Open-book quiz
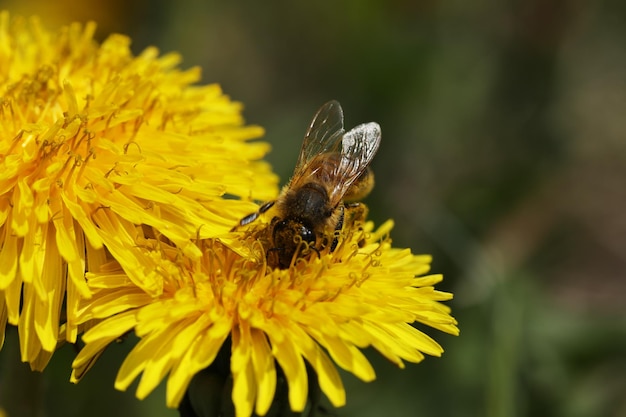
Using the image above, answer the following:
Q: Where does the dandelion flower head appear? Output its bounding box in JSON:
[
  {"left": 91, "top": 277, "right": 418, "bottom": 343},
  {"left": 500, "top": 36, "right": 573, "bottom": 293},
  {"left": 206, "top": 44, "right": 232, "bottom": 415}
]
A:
[
  {"left": 72, "top": 210, "right": 459, "bottom": 417},
  {"left": 0, "top": 12, "right": 277, "bottom": 369}
]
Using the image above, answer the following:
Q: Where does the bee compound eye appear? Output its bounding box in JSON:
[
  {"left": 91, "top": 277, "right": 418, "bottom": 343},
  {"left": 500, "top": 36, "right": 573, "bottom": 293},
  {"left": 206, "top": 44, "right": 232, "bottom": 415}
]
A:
[{"left": 298, "top": 224, "right": 315, "bottom": 245}]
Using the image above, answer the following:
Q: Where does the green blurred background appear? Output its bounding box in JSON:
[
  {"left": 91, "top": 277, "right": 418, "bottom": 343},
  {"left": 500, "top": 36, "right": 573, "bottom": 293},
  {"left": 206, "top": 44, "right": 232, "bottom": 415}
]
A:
[{"left": 2, "top": 1, "right": 626, "bottom": 416}]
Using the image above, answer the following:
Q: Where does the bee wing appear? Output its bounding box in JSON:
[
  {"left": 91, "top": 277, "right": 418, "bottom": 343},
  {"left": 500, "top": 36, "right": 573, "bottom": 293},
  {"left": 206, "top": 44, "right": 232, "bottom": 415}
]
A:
[
  {"left": 293, "top": 100, "right": 345, "bottom": 173},
  {"left": 288, "top": 101, "right": 381, "bottom": 208},
  {"left": 326, "top": 121, "right": 381, "bottom": 206}
]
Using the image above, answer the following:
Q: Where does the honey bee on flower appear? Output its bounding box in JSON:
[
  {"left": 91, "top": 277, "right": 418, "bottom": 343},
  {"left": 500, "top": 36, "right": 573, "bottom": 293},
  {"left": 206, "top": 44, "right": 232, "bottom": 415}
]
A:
[{"left": 239, "top": 100, "right": 380, "bottom": 269}]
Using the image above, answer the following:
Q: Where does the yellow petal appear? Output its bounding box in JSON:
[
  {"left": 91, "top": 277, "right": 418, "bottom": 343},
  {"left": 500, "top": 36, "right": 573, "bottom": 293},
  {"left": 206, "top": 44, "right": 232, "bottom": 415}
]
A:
[
  {"left": 0, "top": 227, "right": 18, "bottom": 290},
  {"left": 250, "top": 328, "right": 276, "bottom": 416},
  {"left": 12, "top": 177, "right": 34, "bottom": 237},
  {"left": 270, "top": 330, "right": 308, "bottom": 412},
  {"left": 0, "top": 292, "right": 7, "bottom": 350},
  {"left": 165, "top": 324, "right": 230, "bottom": 407},
  {"left": 297, "top": 334, "right": 346, "bottom": 407},
  {"left": 33, "top": 224, "right": 65, "bottom": 352},
  {"left": 231, "top": 323, "right": 255, "bottom": 417}
]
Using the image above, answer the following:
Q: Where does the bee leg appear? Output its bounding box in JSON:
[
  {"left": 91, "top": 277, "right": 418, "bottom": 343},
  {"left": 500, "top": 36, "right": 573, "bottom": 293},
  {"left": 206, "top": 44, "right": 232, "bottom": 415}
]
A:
[
  {"left": 329, "top": 205, "right": 345, "bottom": 252},
  {"left": 344, "top": 202, "right": 368, "bottom": 224},
  {"left": 235, "top": 200, "right": 276, "bottom": 229},
  {"left": 258, "top": 200, "right": 276, "bottom": 214},
  {"left": 266, "top": 246, "right": 282, "bottom": 268},
  {"left": 344, "top": 202, "right": 370, "bottom": 248}
]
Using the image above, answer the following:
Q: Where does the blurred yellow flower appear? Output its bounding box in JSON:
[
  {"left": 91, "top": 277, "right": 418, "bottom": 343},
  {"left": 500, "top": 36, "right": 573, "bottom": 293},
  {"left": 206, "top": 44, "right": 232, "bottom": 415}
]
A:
[
  {"left": 71, "top": 217, "right": 458, "bottom": 417},
  {"left": 0, "top": 12, "right": 277, "bottom": 369}
]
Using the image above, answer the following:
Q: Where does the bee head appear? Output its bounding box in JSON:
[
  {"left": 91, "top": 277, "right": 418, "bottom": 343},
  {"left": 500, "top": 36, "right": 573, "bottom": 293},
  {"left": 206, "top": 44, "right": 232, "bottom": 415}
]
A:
[{"left": 270, "top": 218, "right": 316, "bottom": 268}]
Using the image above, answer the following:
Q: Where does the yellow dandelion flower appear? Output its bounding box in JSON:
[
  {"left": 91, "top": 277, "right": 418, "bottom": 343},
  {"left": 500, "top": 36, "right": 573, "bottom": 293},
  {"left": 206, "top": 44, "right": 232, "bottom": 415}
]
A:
[
  {"left": 71, "top": 215, "right": 458, "bottom": 417},
  {"left": 0, "top": 12, "right": 277, "bottom": 369}
]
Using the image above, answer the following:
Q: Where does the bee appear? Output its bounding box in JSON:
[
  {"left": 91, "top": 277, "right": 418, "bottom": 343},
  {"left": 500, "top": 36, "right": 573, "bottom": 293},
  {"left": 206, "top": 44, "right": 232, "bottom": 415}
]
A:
[{"left": 240, "top": 100, "right": 381, "bottom": 269}]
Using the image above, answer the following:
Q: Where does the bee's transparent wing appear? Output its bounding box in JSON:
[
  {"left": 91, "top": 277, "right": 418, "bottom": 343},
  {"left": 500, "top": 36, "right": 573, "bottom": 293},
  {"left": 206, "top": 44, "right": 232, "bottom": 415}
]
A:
[
  {"left": 288, "top": 101, "right": 381, "bottom": 207},
  {"left": 293, "top": 100, "right": 345, "bottom": 173},
  {"left": 327, "top": 121, "right": 381, "bottom": 205}
]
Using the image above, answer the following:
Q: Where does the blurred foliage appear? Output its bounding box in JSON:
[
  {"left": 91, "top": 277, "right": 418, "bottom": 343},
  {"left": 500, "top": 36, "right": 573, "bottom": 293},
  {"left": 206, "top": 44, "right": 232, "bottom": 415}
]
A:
[{"left": 1, "top": 0, "right": 626, "bottom": 416}]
